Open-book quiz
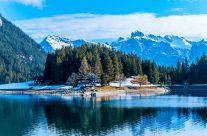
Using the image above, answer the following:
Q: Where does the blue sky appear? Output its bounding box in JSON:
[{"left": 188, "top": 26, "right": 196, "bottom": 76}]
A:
[{"left": 0, "top": 0, "right": 207, "bottom": 42}]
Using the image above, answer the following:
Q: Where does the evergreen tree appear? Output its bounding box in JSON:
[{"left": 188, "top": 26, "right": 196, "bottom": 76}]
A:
[
  {"left": 152, "top": 62, "right": 159, "bottom": 84},
  {"left": 176, "top": 60, "right": 182, "bottom": 83},
  {"left": 94, "top": 54, "right": 103, "bottom": 78},
  {"left": 111, "top": 53, "right": 121, "bottom": 80},
  {"left": 101, "top": 74, "right": 108, "bottom": 86},
  {"left": 181, "top": 58, "right": 189, "bottom": 82},
  {"left": 66, "top": 72, "right": 78, "bottom": 86},
  {"left": 101, "top": 51, "right": 114, "bottom": 82},
  {"left": 44, "top": 53, "right": 52, "bottom": 80},
  {"left": 78, "top": 57, "right": 91, "bottom": 80},
  {"left": 137, "top": 59, "right": 143, "bottom": 75}
]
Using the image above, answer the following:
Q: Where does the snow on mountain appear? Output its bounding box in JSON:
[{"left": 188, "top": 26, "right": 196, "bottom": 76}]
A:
[
  {"left": 111, "top": 31, "right": 192, "bottom": 66},
  {"left": 40, "top": 35, "right": 97, "bottom": 52},
  {"left": 189, "top": 39, "right": 207, "bottom": 62},
  {"left": 40, "top": 35, "right": 71, "bottom": 52},
  {"left": 0, "top": 17, "right": 3, "bottom": 27},
  {"left": 164, "top": 35, "right": 192, "bottom": 49},
  {"left": 40, "top": 31, "right": 207, "bottom": 66}
]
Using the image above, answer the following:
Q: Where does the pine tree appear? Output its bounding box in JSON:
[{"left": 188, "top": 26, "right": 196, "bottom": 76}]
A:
[
  {"left": 152, "top": 62, "right": 159, "bottom": 84},
  {"left": 148, "top": 61, "right": 153, "bottom": 83},
  {"left": 101, "top": 74, "right": 108, "bottom": 86},
  {"left": 181, "top": 58, "right": 189, "bottom": 82},
  {"left": 176, "top": 60, "right": 182, "bottom": 83},
  {"left": 44, "top": 53, "right": 52, "bottom": 80},
  {"left": 112, "top": 53, "right": 121, "bottom": 80},
  {"left": 94, "top": 54, "right": 103, "bottom": 78},
  {"left": 167, "top": 75, "right": 172, "bottom": 84},
  {"left": 78, "top": 57, "right": 91, "bottom": 80},
  {"left": 66, "top": 72, "right": 77, "bottom": 86},
  {"left": 137, "top": 59, "right": 143, "bottom": 75},
  {"left": 101, "top": 51, "right": 114, "bottom": 82}
]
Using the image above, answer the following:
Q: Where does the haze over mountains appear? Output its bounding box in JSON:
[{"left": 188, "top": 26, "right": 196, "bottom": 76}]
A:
[{"left": 40, "top": 31, "right": 207, "bottom": 66}]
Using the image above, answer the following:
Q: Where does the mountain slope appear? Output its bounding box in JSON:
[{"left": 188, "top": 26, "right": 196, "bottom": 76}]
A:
[{"left": 0, "top": 15, "right": 46, "bottom": 83}]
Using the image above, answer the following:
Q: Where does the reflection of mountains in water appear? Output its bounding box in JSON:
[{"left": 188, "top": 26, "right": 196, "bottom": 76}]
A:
[{"left": 1, "top": 95, "right": 207, "bottom": 136}]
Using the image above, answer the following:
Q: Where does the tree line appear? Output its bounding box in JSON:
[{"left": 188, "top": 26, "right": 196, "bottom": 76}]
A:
[
  {"left": 44, "top": 45, "right": 207, "bottom": 85},
  {"left": 44, "top": 45, "right": 159, "bottom": 85}
]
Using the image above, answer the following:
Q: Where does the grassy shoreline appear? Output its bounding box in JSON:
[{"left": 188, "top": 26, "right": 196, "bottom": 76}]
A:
[{"left": 0, "top": 86, "right": 169, "bottom": 98}]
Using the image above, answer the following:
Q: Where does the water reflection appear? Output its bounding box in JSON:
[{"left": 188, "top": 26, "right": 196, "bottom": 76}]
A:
[{"left": 0, "top": 95, "right": 207, "bottom": 136}]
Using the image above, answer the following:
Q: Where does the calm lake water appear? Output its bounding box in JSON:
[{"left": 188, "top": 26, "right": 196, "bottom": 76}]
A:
[{"left": 1, "top": 94, "right": 207, "bottom": 136}]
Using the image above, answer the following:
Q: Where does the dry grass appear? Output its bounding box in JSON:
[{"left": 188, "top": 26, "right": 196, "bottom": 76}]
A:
[
  {"left": 126, "top": 86, "right": 157, "bottom": 90},
  {"left": 95, "top": 86, "right": 125, "bottom": 91},
  {"left": 96, "top": 85, "right": 158, "bottom": 92}
]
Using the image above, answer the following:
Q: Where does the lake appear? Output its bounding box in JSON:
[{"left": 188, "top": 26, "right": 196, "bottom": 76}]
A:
[{"left": 1, "top": 94, "right": 207, "bottom": 136}]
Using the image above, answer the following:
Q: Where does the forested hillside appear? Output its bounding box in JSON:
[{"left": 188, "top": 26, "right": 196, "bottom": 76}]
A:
[{"left": 0, "top": 15, "right": 46, "bottom": 83}]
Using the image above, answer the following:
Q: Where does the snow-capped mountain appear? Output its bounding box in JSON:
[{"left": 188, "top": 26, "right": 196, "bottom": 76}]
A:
[
  {"left": 189, "top": 39, "right": 207, "bottom": 62},
  {"left": 40, "top": 31, "right": 207, "bottom": 66},
  {"left": 40, "top": 35, "right": 96, "bottom": 52},
  {"left": 111, "top": 31, "right": 193, "bottom": 66}
]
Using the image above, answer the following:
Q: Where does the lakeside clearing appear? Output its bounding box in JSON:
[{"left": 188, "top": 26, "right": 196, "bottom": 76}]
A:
[
  {"left": 0, "top": 78, "right": 170, "bottom": 97},
  {"left": 0, "top": 85, "right": 169, "bottom": 98}
]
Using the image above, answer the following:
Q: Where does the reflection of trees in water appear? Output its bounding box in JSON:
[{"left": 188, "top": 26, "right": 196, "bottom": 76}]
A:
[
  {"left": 43, "top": 98, "right": 207, "bottom": 136},
  {"left": 0, "top": 95, "right": 45, "bottom": 136},
  {"left": 43, "top": 97, "right": 158, "bottom": 135},
  {"left": 1, "top": 95, "right": 207, "bottom": 136}
]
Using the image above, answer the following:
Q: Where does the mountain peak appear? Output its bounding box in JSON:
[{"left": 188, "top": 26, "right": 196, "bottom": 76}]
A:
[
  {"left": 131, "top": 31, "right": 144, "bottom": 38},
  {"left": 199, "top": 39, "right": 207, "bottom": 43},
  {"left": 40, "top": 35, "right": 97, "bottom": 52},
  {"left": 41, "top": 35, "right": 72, "bottom": 52},
  {"left": 118, "top": 37, "right": 125, "bottom": 41},
  {"left": 45, "top": 35, "right": 71, "bottom": 43}
]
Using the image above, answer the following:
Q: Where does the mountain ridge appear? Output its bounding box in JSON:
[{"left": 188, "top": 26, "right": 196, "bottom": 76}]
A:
[{"left": 40, "top": 31, "right": 207, "bottom": 66}]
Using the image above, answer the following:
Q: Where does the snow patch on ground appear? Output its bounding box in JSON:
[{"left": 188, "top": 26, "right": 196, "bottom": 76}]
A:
[
  {"left": 0, "top": 78, "right": 153, "bottom": 90},
  {"left": 110, "top": 78, "right": 140, "bottom": 87},
  {"left": 0, "top": 81, "right": 73, "bottom": 90},
  {"left": 0, "top": 81, "right": 34, "bottom": 90}
]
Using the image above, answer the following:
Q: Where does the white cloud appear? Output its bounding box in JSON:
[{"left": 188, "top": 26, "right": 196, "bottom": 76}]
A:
[
  {"left": 14, "top": 13, "right": 207, "bottom": 42},
  {"left": 0, "top": 0, "right": 44, "bottom": 8}
]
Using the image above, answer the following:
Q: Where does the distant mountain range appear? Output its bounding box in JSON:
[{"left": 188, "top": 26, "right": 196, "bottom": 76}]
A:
[
  {"left": 111, "top": 31, "right": 207, "bottom": 66},
  {"left": 40, "top": 31, "right": 207, "bottom": 66}
]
